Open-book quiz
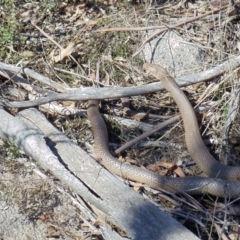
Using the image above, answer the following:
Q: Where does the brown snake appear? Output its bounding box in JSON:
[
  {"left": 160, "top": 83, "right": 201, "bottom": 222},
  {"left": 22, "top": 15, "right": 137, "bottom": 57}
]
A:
[{"left": 87, "top": 63, "right": 240, "bottom": 198}]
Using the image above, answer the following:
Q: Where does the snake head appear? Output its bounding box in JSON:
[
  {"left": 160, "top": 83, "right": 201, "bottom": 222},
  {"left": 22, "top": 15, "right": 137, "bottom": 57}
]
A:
[{"left": 143, "top": 63, "right": 171, "bottom": 80}]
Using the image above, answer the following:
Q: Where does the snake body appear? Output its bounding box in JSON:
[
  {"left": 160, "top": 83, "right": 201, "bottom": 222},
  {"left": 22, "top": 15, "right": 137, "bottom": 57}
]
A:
[{"left": 87, "top": 63, "right": 240, "bottom": 197}]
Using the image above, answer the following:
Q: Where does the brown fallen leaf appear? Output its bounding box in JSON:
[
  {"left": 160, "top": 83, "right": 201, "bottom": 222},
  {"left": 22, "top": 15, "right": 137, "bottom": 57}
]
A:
[
  {"left": 38, "top": 214, "right": 50, "bottom": 222},
  {"left": 50, "top": 41, "right": 75, "bottom": 63},
  {"left": 146, "top": 161, "right": 186, "bottom": 177},
  {"left": 132, "top": 110, "right": 150, "bottom": 121},
  {"left": 157, "top": 161, "right": 186, "bottom": 177}
]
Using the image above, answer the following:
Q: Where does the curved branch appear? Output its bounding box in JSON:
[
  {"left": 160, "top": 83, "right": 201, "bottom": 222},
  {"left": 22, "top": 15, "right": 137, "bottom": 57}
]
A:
[{"left": 0, "top": 54, "right": 240, "bottom": 108}]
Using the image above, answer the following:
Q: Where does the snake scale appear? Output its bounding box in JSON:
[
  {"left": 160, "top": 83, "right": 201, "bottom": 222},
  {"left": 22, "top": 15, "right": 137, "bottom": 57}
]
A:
[{"left": 87, "top": 63, "right": 240, "bottom": 198}]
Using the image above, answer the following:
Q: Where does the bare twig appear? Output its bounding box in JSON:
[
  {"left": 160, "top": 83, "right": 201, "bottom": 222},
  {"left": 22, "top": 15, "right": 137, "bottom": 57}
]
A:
[
  {"left": 132, "top": 5, "right": 229, "bottom": 57},
  {"left": 114, "top": 115, "right": 181, "bottom": 155},
  {"left": 96, "top": 26, "right": 166, "bottom": 32},
  {"left": 1, "top": 54, "right": 240, "bottom": 108},
  {"left": 0, "top": 62, "right": 67, "bottom": 92}
]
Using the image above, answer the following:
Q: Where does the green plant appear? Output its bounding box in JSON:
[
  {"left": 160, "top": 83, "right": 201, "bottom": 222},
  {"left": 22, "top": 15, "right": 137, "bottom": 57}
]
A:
[
  {"left": 5, "top": 140, "right": 21, "bottom": 158},
  {"left": 0, "top": 0, "right": 23, "bottom": 59}
]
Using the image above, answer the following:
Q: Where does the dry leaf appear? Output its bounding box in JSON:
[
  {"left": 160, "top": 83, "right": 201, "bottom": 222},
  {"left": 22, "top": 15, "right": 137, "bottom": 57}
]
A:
[
  {"left": 51, "top": 41, "right": 75, "bottom": 63},
  {"left": 172, "top": 166, "right": 185, "bottom": 177},
  {"left": 132, "top": 111, "right": 150, "bottom": 121},
  {"left": 38, "top": 214, "right": 50, "bottom": 222},
  {"left": 157, "top": 161, "right": 186, "bottom": 177}
]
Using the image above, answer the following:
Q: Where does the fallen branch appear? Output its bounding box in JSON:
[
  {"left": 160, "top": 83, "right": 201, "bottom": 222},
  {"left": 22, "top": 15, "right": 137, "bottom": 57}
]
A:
[
  {"left": 114, "top": 115, "right": 181, "bottom": 155},
  {"left": 0, "top": 54, "right": 240, "bottom": 108},
  {"left": 0, "top": 62, "right": 67, "bottom": 92},
  {"left": 9, "top": 107, "right": 198, "bottom": 240}
]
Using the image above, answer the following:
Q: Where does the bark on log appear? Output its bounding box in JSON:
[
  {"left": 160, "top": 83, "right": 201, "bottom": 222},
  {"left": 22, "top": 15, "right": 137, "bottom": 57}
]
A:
[{"left": 0, "top": 107, "right": 199, "bottom": 240}]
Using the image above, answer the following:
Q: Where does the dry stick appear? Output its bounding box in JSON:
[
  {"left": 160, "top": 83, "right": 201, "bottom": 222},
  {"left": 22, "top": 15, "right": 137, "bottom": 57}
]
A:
[
  {"left": 53, "top": 67, "right": 106, "bottom": 86},
  {"left": 31, "top": 22, "right": 63, "bottom": 50},
  {"left": 114, "top": 115, "right": 181, "bottom": 155},
  {"left": 96, "top": 26, "right": 166, "bottom": 32},
  {"left": 96, "top": 6, "right": 227, "bottom": 34},
  {"left": 115, "top": 102, "right": 219, "bottom": 156},
  {"left": 132, "top": 5, "right": 229, "bottom": 57},
  {"left": 0, "top": 62, "right": 67, "bottom": 92},
  {"left": 209, "top": 198, "right": 229, "bottom": 240},
  {"left": 1, "top": 53, "right": 240, "bottom": 108}
]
